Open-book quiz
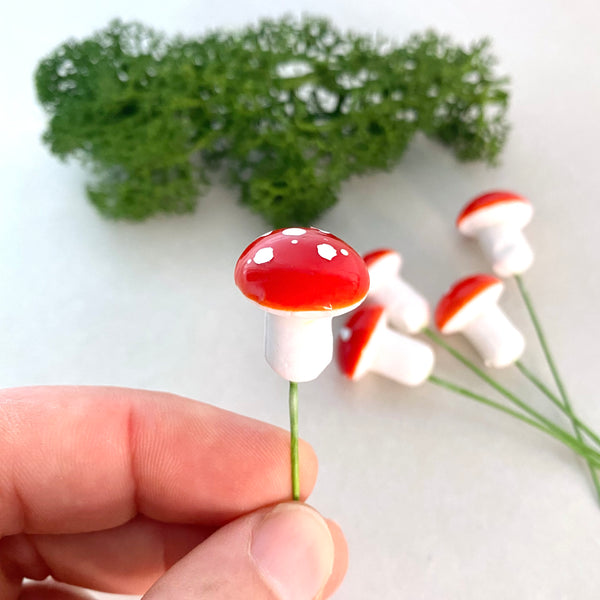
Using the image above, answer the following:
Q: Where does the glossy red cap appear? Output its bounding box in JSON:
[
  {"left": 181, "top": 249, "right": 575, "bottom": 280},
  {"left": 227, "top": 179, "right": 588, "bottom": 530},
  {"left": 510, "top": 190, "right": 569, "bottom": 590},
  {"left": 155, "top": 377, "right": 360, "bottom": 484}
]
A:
[
  {"left": 337, "top": 303, "right": 386, "bottom": 379},
  {"left": 235, "top": 227, "right": 369, "bottom": 313},
  {"left": 435, "top": 274, "right": 502, "bottom": 331},
  {"left": 363, "top": 248, "right": 396, "bottom": 267},
  {"left": 457, "top": 191, "right": 530, "bottom": 228}
]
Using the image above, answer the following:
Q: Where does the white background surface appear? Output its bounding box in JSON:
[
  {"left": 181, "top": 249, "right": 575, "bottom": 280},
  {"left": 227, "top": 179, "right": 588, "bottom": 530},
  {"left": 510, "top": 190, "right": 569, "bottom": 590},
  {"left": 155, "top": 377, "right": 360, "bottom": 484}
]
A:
[{"left": 2, "top": 0, "right": 600, "bottom": 598}]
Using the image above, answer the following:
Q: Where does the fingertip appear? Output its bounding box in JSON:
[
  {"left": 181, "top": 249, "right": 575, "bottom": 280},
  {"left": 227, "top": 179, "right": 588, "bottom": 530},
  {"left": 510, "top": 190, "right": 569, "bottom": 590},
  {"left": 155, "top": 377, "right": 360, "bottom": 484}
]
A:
[
  {"left": 250, "top": 503, "right": 334, "bottom": 599},
  {"left": 322, "top": 518, "right": 349, "bottom": 598},
  {"left": 143, "top": 502, "right": 345, "bottom": 600},
  {"left": 1, "top": 386, "right": 324, "bottom": 535},
  {"left": 298, "top": 438, "right": 319, "bottom": 500}
]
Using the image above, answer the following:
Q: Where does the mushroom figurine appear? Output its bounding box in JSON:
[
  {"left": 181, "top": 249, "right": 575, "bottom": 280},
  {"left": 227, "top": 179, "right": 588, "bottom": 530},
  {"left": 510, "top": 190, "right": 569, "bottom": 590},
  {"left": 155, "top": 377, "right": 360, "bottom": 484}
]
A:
[
  {"left": 363, "top": 248, "right": 430, "bottom": 333},
  {"left": 337, "top": 303, "right": 435, "bottom": 386},
  {"left": 435, "top": 274, "right": 525, "bottom": 368},
  {"left": 457, "top": 191, "right": 534, "bottom": 277},
  {"left": 235, "top": 227, "right": 370, "bottom": 382}
]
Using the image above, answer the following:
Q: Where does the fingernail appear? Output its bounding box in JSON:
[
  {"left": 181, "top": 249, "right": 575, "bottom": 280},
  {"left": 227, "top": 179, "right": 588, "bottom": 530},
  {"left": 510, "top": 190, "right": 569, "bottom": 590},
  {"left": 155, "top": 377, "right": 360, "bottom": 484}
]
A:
[{"left": 250, "top": 503, "right": 335, "bottom": 600}]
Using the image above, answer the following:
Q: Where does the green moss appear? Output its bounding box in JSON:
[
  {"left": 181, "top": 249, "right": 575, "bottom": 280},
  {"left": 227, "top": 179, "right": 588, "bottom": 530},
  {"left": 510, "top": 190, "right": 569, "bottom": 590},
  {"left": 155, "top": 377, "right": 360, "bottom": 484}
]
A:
[{"left": 35, "top": 16, "right": 510, "bottom": 226}]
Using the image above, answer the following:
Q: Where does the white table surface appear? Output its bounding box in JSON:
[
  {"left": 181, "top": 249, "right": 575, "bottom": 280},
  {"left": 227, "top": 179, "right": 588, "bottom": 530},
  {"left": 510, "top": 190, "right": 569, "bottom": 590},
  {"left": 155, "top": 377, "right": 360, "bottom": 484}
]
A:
[{"left": 2, "top": 0, "right": 600, "bottom": 598}]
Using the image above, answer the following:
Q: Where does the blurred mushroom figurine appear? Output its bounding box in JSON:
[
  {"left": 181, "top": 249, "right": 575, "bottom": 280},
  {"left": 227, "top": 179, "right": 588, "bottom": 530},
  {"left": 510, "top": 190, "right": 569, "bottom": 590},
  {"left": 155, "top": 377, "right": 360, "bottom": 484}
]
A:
[
  {"left": 235, "top": 227, "right": 370, "bottom": 382},
  {"left": 337, "top": 303, "right": 435, "bottom": 385},
  {"left": 457, "top": 191, "right": 534, "bottom": 277},
  {"left": 363, "top": 248, "right": 430, "bottom": 333},
  {"left": 435, "top": 274, "right": 525, "bottom": 368}
]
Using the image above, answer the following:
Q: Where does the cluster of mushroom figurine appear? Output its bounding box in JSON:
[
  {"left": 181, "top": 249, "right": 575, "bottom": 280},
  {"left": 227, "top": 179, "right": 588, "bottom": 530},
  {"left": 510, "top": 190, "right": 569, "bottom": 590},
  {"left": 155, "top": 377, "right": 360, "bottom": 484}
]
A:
[
  {"left": 235, "top": 190, "right": 600, "bottom": 504},
  {"left": 235, "top": 190, "right": 533, "bottom": 389},
  {"left": 339, "top": 189, "right": 533, "bottom": 384}
]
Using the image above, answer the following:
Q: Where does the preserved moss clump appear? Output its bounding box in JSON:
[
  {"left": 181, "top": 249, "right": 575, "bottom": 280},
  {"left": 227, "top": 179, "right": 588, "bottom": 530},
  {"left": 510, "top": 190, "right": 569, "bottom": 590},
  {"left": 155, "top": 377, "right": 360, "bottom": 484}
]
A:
[{"left": 36, "top": 17, "right": 509, "bottom": 227}]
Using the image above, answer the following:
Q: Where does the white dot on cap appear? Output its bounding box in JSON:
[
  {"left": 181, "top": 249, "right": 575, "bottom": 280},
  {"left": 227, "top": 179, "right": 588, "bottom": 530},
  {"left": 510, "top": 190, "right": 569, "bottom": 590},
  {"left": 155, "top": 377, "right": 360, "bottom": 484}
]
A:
[
  {"left": 341, "top": 249, "right": 349, "bottom": 256},
  {"left": 317, "top": 243, "right": 337, "bottom": 261},
  {"left": 291, "top": 239, "right": 299, "bottom": 244},
  {"left": 282, "top": 228, "right": 306, "bottom": 236},
  {"left": 339, "top": 327, "right": 352, "bottom": 342},
  {"left": 253, "top": 247, "right": 274, "bottom": 264}
]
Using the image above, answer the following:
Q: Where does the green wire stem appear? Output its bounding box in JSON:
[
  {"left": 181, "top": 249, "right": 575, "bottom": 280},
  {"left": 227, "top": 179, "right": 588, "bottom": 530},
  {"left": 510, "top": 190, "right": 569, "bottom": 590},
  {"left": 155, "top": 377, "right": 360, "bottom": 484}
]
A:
[
  {"left": 514, "top": 273, "right": 600, "bottom": 502},
  {"left": 515, "top": 360, "right": 600, "bottom": 449},
  {"left": 428, "top": 375, "right": 600, "bottom": 464},
  {"left": 289, "top": 380, "right": 300, "bottom": 501},
  {"left": 423, "top": 328, "right": 600, "bottom": 466}
]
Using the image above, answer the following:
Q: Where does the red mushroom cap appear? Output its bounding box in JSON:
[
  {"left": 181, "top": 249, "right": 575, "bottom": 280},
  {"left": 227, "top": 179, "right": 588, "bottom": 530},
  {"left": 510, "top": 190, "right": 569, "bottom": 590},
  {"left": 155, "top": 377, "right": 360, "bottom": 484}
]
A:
[
  {"left": 363, "top": 248, "right": 402, "bottom": 286},
  {"left": 457, "top": 191, "right": 529, "bottom": 224},
  {"left": 234, "top": 227, "right": 369, "bottom": 314},
  {"left": 457, "top": 191, "right": 532, "bottom": 235},
  {"left": 435, "top": 274, "right": 503, "bottom": 333},
  {"left": 363, "top": 248, "right": 398, "bottom": 268},
  {"left": 337, "top": 303, "right": 386, "bottom": 379}
]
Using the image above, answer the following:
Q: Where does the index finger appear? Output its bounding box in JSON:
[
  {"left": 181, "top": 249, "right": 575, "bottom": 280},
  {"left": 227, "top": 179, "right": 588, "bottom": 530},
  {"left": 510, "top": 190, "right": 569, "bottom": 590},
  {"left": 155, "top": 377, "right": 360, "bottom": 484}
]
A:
[{"left": 0, "top": 386, "right": 318, "bottom": 536}]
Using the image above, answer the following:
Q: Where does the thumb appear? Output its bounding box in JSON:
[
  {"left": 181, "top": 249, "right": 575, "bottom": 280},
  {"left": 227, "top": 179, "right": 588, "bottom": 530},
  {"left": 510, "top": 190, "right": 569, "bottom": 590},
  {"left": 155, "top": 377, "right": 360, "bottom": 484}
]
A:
[{"left": 143, "top": 503, "right": 342, "bottom": 600}]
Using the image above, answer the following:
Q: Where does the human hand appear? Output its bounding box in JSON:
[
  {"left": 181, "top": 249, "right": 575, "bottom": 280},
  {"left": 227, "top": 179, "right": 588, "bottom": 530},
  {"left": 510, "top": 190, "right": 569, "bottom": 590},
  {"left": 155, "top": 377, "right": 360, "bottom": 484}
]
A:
[{"left": 0, "top": 386, "right": 348, "bottom": 599}]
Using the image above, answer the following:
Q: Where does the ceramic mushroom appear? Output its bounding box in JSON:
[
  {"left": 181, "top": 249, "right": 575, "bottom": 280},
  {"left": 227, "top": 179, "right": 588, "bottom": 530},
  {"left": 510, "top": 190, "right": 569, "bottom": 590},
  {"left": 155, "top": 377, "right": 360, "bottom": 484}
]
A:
[
  {"left": 435, "top": 274, "right": 525, "bottom": 368},
  {"left": 457, "top": 191, "right": 534, "bottom": 277},
  {"left": 337, "top": 303, "right": 435, "bottom": 385},
  {"left": 235, "top": 227, "right": 370, "bottom": 382},
  {"left": 363, "top": 248, "right": 430, "bottom": 333}
]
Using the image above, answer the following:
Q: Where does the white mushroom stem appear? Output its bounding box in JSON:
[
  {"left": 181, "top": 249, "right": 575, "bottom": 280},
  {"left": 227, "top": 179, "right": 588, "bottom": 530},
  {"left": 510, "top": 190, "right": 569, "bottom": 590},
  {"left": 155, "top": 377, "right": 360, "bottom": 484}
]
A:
[
  {"left": 368, "top": 327, "right": 435, "bottom": 386},
  {"left": 369, "top": 278, "right": 430, "bottom": 333},
  {"left": 264, "top": 312, "right": 334, "bottom": 382},
  {"left": 461, "top": 304, "right": 525, "bottom": 368},
  {"left": 475, "top": 224, "right": 534, "bottom": 277}
]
